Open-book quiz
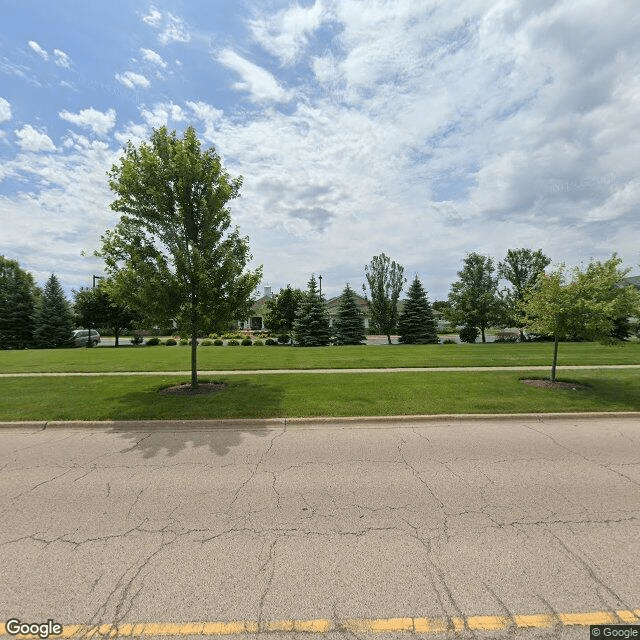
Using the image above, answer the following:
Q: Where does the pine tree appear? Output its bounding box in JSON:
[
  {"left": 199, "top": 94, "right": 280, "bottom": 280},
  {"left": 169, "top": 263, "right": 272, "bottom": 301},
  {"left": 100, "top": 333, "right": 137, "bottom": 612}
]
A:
[
  {"left": 292, "top": 275, "right": 331, "bottom": 346},
  {"left": 0, "top": 256, "right": 39, "bottom": 349},
  {"left": 334, "top": 284, "right": 366, "bottom": 345},
  {"left": 34, "top": 274, "right": 74, "bottom": 348},
  {"left": 398, "top": 276, "right": 439, "bottom": 344}
]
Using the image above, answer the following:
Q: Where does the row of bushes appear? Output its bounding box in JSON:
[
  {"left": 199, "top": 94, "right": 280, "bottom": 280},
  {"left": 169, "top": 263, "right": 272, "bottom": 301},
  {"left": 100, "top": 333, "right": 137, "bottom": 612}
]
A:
[{"left": 134, "top": 336, "right": 292, "bottom": 346}]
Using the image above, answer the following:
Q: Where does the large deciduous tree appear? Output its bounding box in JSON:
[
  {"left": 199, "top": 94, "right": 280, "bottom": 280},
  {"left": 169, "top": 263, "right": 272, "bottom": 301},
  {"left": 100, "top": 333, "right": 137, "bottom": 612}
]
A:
[
  {"left": 398, "top": 276, "right": 439, "bottom": 344},
  {"left": 34, "top": 274, "right": 74, "bottom": 349},
  {"left": 523, "top": 255, "right": 640, "bottom": 381},
  {"left": 0, "top": 256, "right": 40, "bottom": 350},
  {"left": 363, "top": 253, "right": 406, "bottom": 344},
  {"left": 498, "top": 248, "right": 551, "bottom": 340},
  {"left": 292, "top": 275, "right": 331, "bottom": 346},
  {"left": 99, "top": 126, "right": 262, "bottom": 386},
  {"left": 447, "top": 253, "right": 503, "bottom": 343},
  {"left": 333, "top": 284, "right": 366, "bottom": 345},
  {"left": 264, "top": 285, "right": 304, "bottom": 334}
]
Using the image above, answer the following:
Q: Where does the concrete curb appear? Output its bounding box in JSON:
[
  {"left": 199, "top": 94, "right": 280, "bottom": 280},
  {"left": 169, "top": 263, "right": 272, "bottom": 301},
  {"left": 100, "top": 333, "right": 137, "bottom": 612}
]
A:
[{"left": 1, "top": 412, "right": 640, "bottom": 430}]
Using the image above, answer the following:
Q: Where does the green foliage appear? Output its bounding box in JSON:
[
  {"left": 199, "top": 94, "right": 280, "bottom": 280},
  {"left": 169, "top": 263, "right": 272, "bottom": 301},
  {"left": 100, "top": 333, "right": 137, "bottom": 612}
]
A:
[
  {"left": 523, "top": 254, "right": 640, "bottom": 380},
  {"left": 221, "top": 331, "right": 244, "bottom": 339},
  {"left": 447, "top": 253, "right": 504, "bottom": 343},
  {"left": 265, "top": 338, "right": 276, "bottom": 345},
  {"left": 442, "top": 338, "right": 456, "bottom": 344},
  {"left": 179, "top": 338, "right": 188, "bottom": 346},
  {"left": 264, "top": 285, "right": 304, "bottom": 333},
  {"left": 363, "top": 253, "right": 406, "bottom": 344},
  {"left": 333, "top": 284, "right": 366, "bottom": 345},
  {"left": 0, "top": 256, "right": 39, "bottom": 349},
  {"left": 241, "top": 338, "right": 252, "bottom": 346},
  {"left": 98, "top": 126, "right": 262, "bottom": 385},
  {"left": 253, "top": 339, "right": 264, "bottom": 346},
  {"left": 200, "top": 339, "right": 213, "bottom": 346},
  {"left": 146, "top": 337, "right": 161, "bottom": 346},
  {"left": 164, "top": 338, "right": 177, "bottom": 346},
  {"left": 277, "top": 334, "right": 290, "bottom": 344},
  {"left": 213, "top": 339, "right": 224, "bottom": 346},
  {"left": 458, "top": 325, "right": 479, "bottom": 343},
  {"left": 398, "top": 276, "right": 438, "bottom": 344},
  {"left": 227, "top": 339, "right": 240, "bottom": 346},
  {"left": 293, "top": 275, "right": 331, "bottom": 346},
  {"left": 34, "top": 274, "right": 74, "bottom": 349}
]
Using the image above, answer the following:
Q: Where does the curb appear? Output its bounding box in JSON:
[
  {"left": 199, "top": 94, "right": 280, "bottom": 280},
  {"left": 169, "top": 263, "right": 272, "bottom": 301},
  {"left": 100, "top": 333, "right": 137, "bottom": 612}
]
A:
[{"left": 1, "top": 412, "right": 640, "bottom": 430}]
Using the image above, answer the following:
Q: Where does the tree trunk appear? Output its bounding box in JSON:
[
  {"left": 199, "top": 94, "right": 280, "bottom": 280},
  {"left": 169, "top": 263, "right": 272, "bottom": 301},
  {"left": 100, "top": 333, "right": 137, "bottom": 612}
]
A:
[
  {"left": 190, "top": 304, "right": 198, "bottom": 388},
  {"left": 481, "top": 326, "right": 486, "bottom": 343},
  {"left": 387, "top": 333, "right": 391, "bottom": 344},
  {"left": 114, "top": 328, "right": 119, "bottom": 347},
  {"left": 551, "top": 334, "right": 559, "bottom": 382}
]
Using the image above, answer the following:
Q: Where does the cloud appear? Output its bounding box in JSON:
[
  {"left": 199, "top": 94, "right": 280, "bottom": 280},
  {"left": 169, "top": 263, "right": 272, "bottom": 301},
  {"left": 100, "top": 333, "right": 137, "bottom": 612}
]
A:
[
  {"left": 217, "top": 49, "right": 291, "bottom": 103},
  {"left": 140, "top": 47, "right": 167, "bottom": 68},
  {"left": 140, "top": 102, "right": 185, "bottom": 128},
  {"left": 53, "top": 49, "right": 71, "bottom": 68},
  {"left": 59, "top": 107, "right": 116, "bottom": 136},
  {"left": 28, "top": 40, "right": 48, "bottom": 61},
  {"left": 0, "top": 97, "right": 11, "bottom": 122},
  {"left": 115, "top": 71, "right": 150, "bottom": 89},
  {"left": 249, "top": 0, "right": 327, "bottom": 65},
  {"left": 14, "top": 124, "right": 56, "bottom": 152},
  {"left": 143, "top": 7, "right": 191, "bottom": 44},
  {"left": 186, "top": 101, "right": 224, "bottom": 142}
]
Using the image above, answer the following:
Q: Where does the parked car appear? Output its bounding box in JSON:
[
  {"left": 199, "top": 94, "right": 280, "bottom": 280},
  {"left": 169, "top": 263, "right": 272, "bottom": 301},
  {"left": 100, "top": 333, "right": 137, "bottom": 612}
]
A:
[{"left": 71, "top": 329, "right": 100, "bottom": 347}]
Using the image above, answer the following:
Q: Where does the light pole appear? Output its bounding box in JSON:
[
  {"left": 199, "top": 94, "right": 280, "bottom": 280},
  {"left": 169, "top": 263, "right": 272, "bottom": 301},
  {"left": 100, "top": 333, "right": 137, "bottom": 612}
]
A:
[
  {"left": 87, "top": 275, "right": 103, "bottom": 347},
  {"left": 318, "top": 274, "right": 322, "bottom": 298}
]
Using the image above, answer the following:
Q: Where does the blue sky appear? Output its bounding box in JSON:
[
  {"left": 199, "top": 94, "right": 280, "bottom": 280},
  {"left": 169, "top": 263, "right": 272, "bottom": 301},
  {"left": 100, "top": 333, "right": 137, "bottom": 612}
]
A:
[{"left": 1, "top": 0, "right": 638, "bottom": 301}]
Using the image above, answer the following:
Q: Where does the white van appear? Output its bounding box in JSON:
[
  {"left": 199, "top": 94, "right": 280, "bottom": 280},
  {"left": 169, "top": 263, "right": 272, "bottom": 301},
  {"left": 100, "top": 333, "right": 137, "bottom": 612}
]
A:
[{"left": 71, "top": 329, "right": 101, "bottom": 347}]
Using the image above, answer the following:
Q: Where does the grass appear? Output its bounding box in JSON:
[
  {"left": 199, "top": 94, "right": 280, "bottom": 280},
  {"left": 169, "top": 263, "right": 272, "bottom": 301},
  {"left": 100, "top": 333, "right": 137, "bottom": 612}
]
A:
[
  {"left": 1, "top": 341, "right": 640, "bottom": 373},
  {"left": 1, "top": 370, "right": 639, "bottom": 421}
]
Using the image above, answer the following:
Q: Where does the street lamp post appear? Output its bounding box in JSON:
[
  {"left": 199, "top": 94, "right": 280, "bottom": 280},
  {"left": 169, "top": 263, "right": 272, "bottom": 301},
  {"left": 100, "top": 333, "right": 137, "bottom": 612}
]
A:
[
  {"left": 87, "top": 275, "right": 103, "bottom": 347},
  {"left": 318, "top": 274, "right": 322, "bottom": 298}
]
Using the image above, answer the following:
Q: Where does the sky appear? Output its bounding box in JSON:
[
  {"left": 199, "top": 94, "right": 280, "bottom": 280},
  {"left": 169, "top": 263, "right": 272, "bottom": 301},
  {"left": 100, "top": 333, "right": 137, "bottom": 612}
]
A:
[{"left": 1, "top": 0, "right": 638, "bottom": 302}]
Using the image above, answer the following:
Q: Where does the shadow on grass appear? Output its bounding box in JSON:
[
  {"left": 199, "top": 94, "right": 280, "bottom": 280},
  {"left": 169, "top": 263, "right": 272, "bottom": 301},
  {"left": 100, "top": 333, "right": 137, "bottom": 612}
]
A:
[{"left": 103, "top": 377, "right": 286, "bottom": 459}]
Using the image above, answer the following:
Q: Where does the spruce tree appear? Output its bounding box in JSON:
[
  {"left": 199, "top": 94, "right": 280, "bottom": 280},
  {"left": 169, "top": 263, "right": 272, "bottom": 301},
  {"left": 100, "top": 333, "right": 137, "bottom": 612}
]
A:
[
  {"left": 0, "top": 256, "right": 39, "bottom": 349},
  {"left": 334, "top": 284, "right": 366, "bottom": 345},
  {"left": 34, "top": 274, "right": 74, "bottom": 348},
  {"left": 292, "top": 275, "right": 331, "bottom": 346},
  {"left": 398, "top": 276, "right": 439, "bottom": 344}
]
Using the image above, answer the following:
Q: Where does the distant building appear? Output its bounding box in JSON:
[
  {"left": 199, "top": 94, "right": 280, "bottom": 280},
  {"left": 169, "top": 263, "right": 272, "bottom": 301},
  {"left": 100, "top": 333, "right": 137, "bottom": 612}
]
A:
[{"left": 237, "top": 286, "right": 274, "bottom": 331}]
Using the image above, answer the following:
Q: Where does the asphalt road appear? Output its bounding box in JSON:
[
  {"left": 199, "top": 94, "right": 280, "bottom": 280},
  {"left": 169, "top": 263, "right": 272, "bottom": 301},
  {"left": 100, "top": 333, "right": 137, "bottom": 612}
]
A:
[{"left": 1, "top": 416, "right": 639, "bottom": 639}]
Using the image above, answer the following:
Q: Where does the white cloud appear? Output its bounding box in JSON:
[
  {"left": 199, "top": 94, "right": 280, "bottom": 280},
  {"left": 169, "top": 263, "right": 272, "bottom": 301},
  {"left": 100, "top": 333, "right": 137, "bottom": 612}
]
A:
[
  {"left": 0, "top": 97, "right": 11, "bottom": 122},
  {"left": 143, "top": 7, "right": 191, "bottom": 44},
  {"left": 249, "top": 0, "right": 327, "bottom": 65},
  {"left": 186, "top": 101, "right": 225, "bottom": 142},
  {"left": 53, "top": 49, "right": 71, "bottom": 68},
  {"left": 140, "top": 102, "right": 185, "bottom": 128},
  {"left": 140, "top": 47, "right": 167, "bottom": 68},
  {"left": 142, "top": 7, "right": 163, "bottom": 28},
  {"left": 28, "top": 40, "right": 48, "bottom": 60},
  {"left": 59, "top": 107, "right": 116, "bottom": 136},
  {"left": 217, "top": 49, "right": 291, "bottom": 103},
  {"left": 14, "top": 124, "right": 56, "bottom": 152},
  {"left": 115, "top": 71, "right": 151, "bottom": 89}
]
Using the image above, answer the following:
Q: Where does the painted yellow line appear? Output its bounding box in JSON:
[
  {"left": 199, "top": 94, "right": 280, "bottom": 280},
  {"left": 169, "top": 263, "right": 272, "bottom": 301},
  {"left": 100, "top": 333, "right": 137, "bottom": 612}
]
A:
[{"left": 1, "top": 609, "right": 639, "bottom": 637}]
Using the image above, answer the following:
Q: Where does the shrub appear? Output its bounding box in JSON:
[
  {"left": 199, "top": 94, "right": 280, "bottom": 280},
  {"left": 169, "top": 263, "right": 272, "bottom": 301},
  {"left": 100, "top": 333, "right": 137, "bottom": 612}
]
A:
[
  {"left": 146, "top": 337, "right": 161, "bottom": 346},
  {"left": 130, "top": 335, "right": 144, "bottom": 345},
  {"left": 227, "top": 339, "right": 239, "bottom": 346},
  {"left": 164, "top": 338, "right": 177, "bottom": 346},
  {"left": 265, "top": 338, "right": 276, "bottom": 346},
  {"left": 459, "top": 326, "right": 479, "bottom": 343},
  {"left": 494, "top": 335, "right": 519, "bottom": 343},
  {"left": 179, "top": 338, "right": 189, "bottom": 346},
  {"left": 222, "top": 331, "right": 243, "bottom": 339},
  {"left": 200, "top": 339, "right": 213, "bottom": 346},
  {"left": 241, "top": 338, "right": 252, "bottom": 346},
  {"left": 253, "top": 339, "right": 264, "bottom": 346},
  {"left": 277, "top": 334, "right": 290, "bottom": 344},
  {"left": 213, "top": 339, "right": 224, "bottom": 346},
  {"left": 442, "top": 338, "right": 456, "bottom": 344}
]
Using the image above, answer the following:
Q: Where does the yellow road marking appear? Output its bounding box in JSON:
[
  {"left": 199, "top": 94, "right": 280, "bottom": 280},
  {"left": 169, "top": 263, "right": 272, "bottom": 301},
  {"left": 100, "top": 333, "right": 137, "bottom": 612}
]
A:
[{"left": 1, "top": 609, "right": 639, "bottom": 637}]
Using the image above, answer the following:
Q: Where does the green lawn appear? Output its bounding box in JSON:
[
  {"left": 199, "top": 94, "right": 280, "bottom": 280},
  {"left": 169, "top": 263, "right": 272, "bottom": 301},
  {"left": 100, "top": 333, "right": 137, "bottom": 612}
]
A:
[
  {"left": 1, "top": 370, "right": 639, "bottom": 421},
  {"left": 1, "top": 341, "right": 640, "bottom": 373}
]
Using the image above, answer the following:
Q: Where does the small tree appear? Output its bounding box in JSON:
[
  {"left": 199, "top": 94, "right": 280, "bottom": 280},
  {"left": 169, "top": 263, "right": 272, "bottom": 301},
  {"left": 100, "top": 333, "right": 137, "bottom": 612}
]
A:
[
  {"left": 363, "top": 253, "right": 406, "bottom": 344},
  {"left": 264, "top": 285, "right": 304, "bottom": 334},
  {"left": 498, "top": 248, "right": 551, "bottom": 340},
  {"left": 99, "top": 126, "right": 262, "bottom": 385},
  {"left": 397, "top": 276, "right": 438, "bottom": 344},
  {"left": 523, "top": 255, "right": 640, "bottom": 381},
  {"left": 334, "top": 284, "right": 366, "bottom": 345},
  {"left": 447, "top": 252, "right": 503, "bottom": 343},
  {"left": 0, "top": 256, "right": 40, "bottom": 350},
  {"left": 292, "top": 275, "right": 331, "bottom": 346},
  {"left": 34, "top": 274, "right": 74, "bottom": 348}
]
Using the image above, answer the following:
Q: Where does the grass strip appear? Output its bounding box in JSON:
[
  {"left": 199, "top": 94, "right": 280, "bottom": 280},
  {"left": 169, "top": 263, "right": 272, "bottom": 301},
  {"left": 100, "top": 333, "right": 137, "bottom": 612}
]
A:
[
  {"left": 0, "top": 342, "right": 639, "bottom": 373},
  {"left": 1, "top": 370, "right": 639, "bottom": 422}
]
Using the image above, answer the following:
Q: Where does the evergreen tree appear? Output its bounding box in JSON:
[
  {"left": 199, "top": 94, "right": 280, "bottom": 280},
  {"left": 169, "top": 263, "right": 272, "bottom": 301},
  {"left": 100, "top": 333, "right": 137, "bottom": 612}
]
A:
[
  {"left": 264, "top": 285, "right": 304, "bottom": 333},
  {"left": 292, "top": 275, "right": 331, "bottom": 346},
  {"left": 398, "top": 276, "right": 439, "bottom": 344},
  {"left": 34, "top": 274, "right": 74, "bottom": 348},
  {"left": 334, "top": 284, "right": 366, "bottom": 345},
  {"left": 0, "top": 256, "right": 39, "bottom": 349}
]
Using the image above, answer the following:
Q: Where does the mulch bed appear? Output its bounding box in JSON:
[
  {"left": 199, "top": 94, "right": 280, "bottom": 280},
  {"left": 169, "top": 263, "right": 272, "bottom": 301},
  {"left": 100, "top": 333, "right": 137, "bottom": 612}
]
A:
[
  {"left": 521, "top": 379, "right": 590, "bottom": 390},
  {"left": 159, "top": 382, "right": 228, "bottom": 396}
]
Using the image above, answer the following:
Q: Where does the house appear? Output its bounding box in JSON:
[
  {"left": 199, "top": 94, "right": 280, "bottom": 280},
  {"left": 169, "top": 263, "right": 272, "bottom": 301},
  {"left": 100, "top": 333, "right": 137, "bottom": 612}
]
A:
[
  {"left": 237, "top": 286, "right": 274, "bottom": 331},
  {"left": 326, "top": 292, "right": 370, "bottom": 329}
]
